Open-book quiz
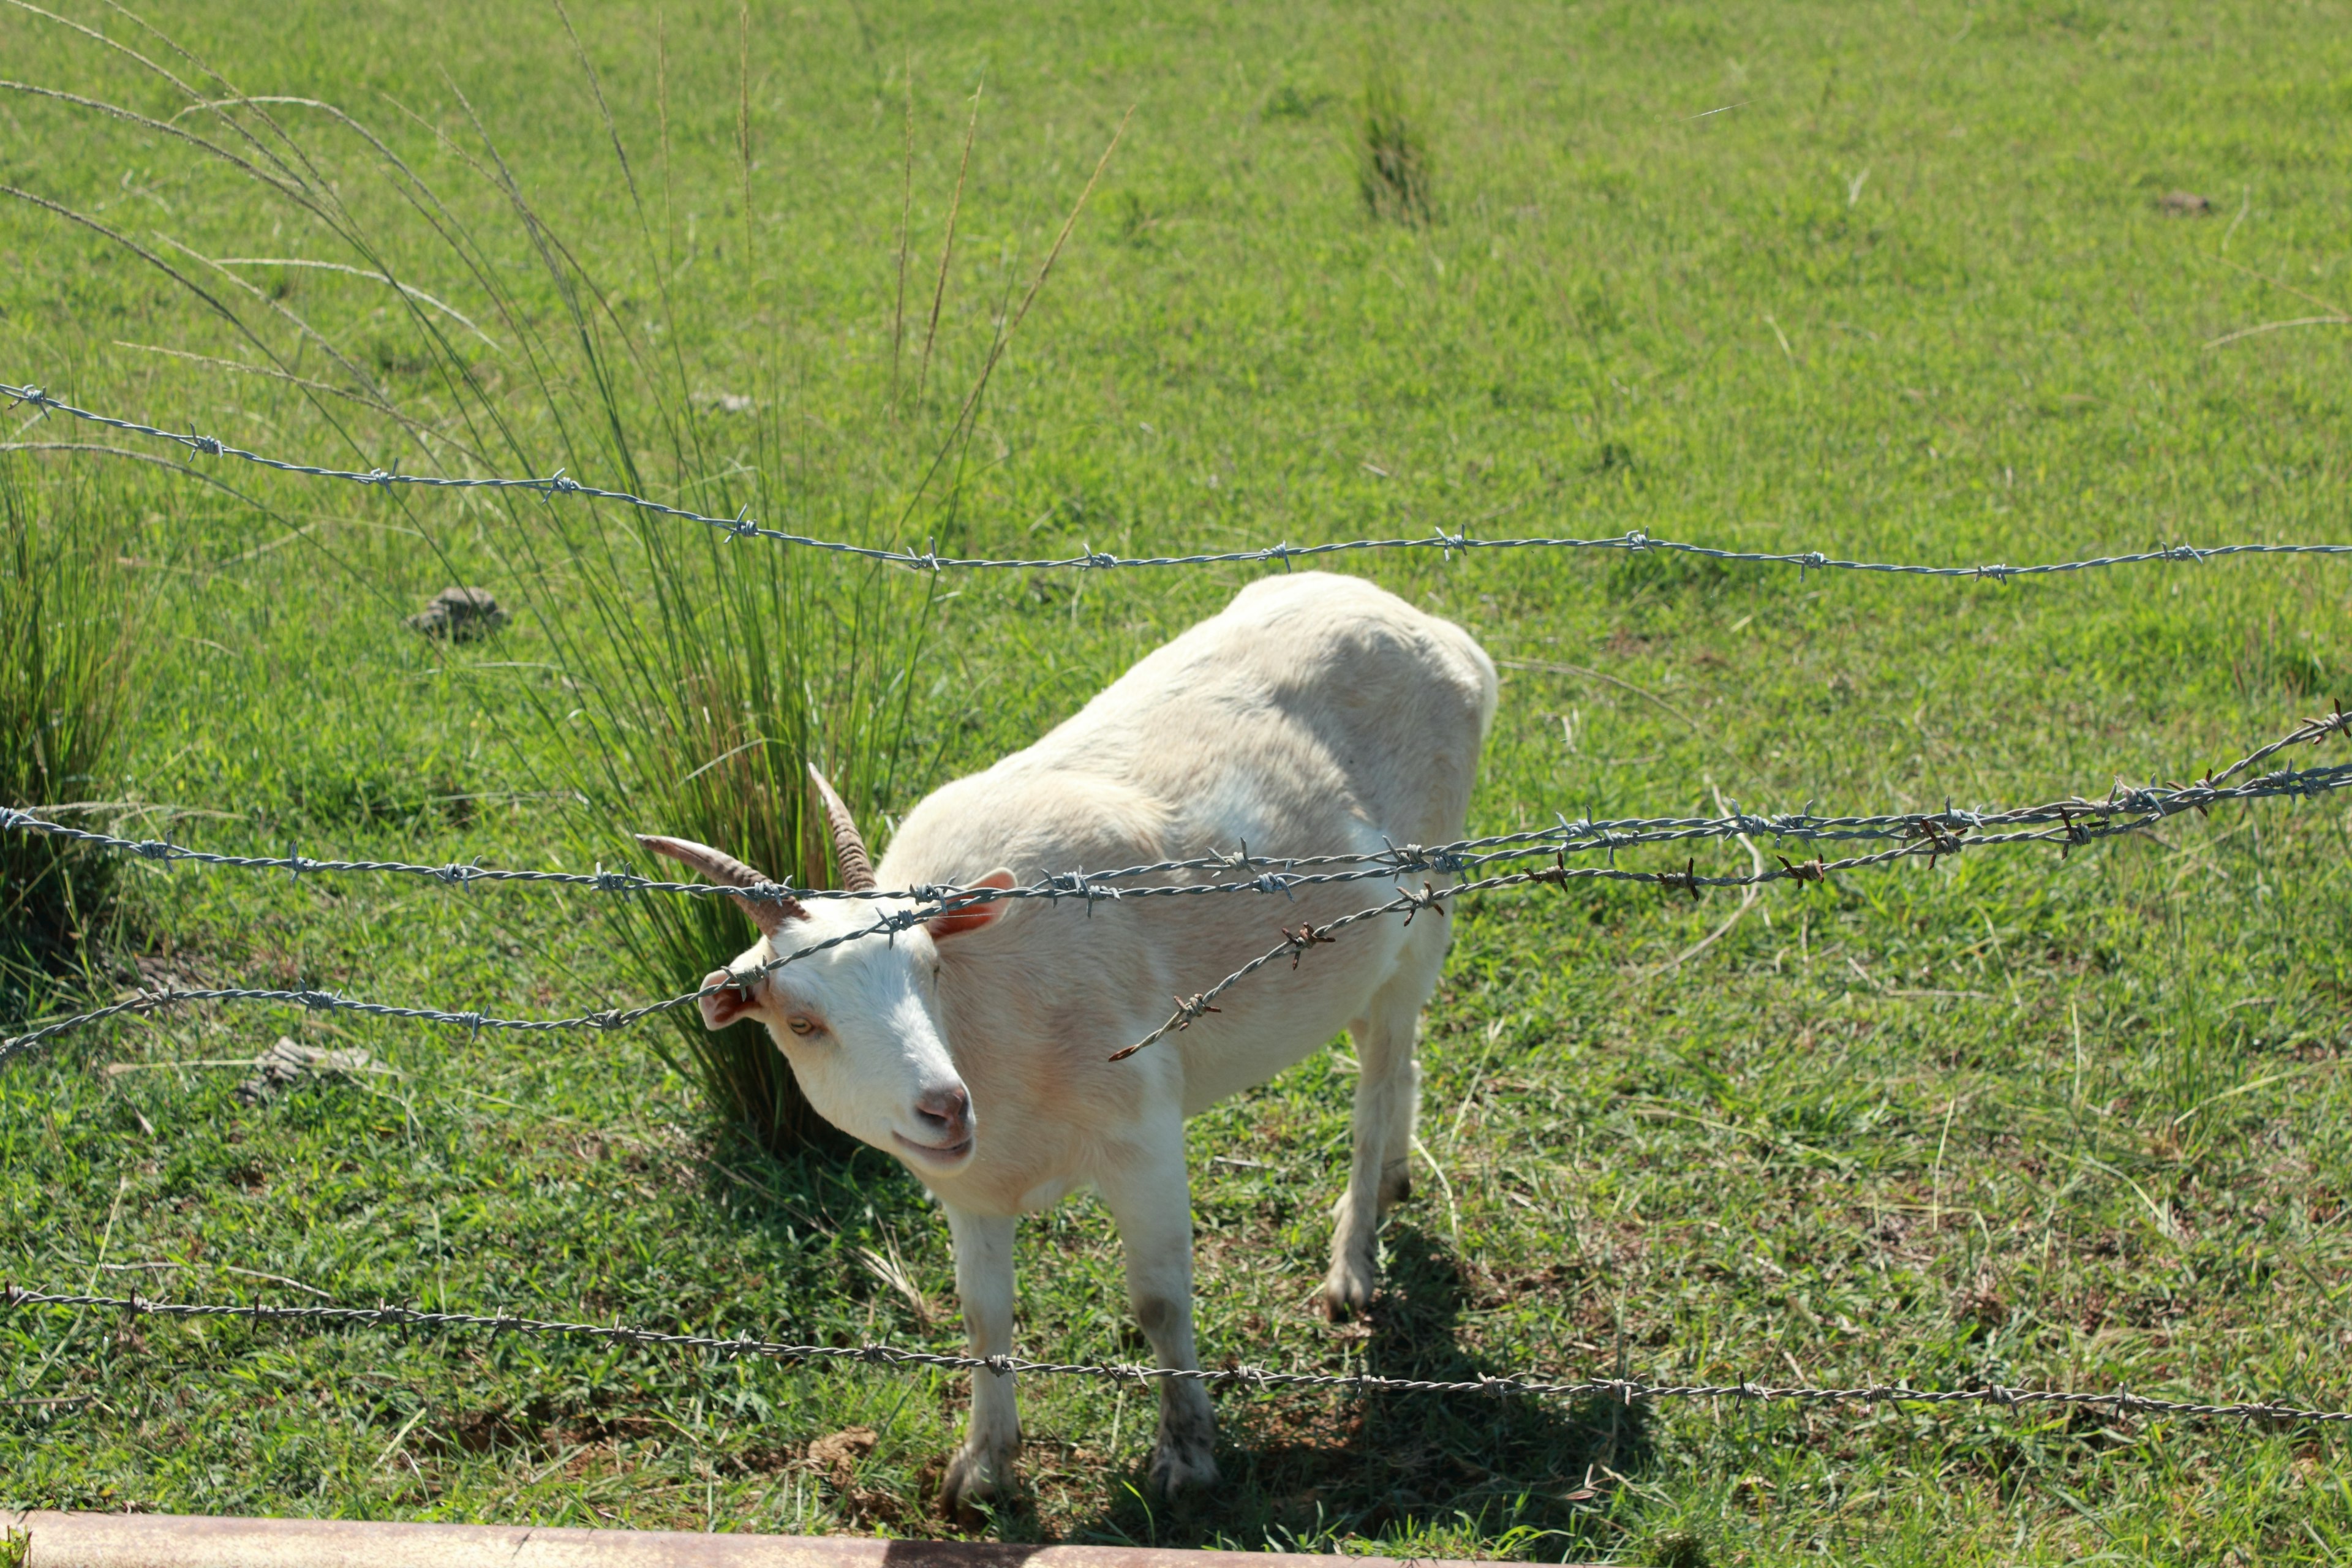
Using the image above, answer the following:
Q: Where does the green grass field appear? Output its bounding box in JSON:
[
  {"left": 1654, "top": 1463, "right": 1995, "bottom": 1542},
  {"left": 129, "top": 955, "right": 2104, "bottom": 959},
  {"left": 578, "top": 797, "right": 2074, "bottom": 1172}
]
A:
[{"left": 4, "top": 1, "right": 2351, "bottom": 1561}]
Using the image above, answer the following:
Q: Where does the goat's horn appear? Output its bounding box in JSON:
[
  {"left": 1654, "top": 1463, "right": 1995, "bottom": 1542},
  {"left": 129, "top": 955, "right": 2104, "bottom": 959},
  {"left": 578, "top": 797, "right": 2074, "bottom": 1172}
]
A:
[
  {"left": 806, "top": 767, "right": 878, "bottom": 892},
  {"left": 635, "top": 834, "right": 807, "bottom": 935}
]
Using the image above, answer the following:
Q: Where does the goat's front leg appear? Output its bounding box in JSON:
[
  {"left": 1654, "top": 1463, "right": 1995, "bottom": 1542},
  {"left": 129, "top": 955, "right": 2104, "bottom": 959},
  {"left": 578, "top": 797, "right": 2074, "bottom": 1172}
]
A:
[
  {"left": 940, "top": 1204, "right": 1020, "bottom": 1509},
  {"left": 1096, "top": 1127, "right": 1219, "bottom": 1496}
]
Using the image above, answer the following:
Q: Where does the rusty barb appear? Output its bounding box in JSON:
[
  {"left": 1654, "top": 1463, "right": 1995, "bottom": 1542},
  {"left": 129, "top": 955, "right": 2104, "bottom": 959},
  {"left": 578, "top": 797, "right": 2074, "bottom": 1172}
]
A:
[
  {"left": 1280, "top": 921, "right": 1337, "bottom": 968},
  {"left": 1169, "top": 992, "right": 1221, "bottom": 1028},
  {"left": 1905, "top": 816, "right": 1970, "bottom": 870},
  {"left": 2055, "top": 805, "right": 2096, "bottom": 858},
  {"left": 1776, "top": 853, "right": 1829, "bottom": 887}
]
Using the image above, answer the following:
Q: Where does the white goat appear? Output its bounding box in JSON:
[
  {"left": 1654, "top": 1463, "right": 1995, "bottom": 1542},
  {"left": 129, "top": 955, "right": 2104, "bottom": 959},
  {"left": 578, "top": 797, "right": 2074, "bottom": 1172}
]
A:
[{"left": 639, "top": 571, "right": 1496, "bottom": 1505}]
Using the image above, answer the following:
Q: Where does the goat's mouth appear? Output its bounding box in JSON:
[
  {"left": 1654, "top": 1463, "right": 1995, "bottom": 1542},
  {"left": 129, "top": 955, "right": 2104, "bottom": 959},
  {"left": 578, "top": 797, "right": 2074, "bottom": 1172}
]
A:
[{"left": 892, "top": 1130, "right": 975, "bottom": 1167}]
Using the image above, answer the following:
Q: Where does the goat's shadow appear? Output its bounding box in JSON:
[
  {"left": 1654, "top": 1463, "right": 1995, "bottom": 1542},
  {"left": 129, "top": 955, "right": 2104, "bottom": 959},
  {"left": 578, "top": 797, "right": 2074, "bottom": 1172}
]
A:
[
  {"left": 1067, "top": 1226, "right": 1650, "bottom": 1560},
  {"left": 699, "top": 1144, "right": 1649, "bottom": 1560}
]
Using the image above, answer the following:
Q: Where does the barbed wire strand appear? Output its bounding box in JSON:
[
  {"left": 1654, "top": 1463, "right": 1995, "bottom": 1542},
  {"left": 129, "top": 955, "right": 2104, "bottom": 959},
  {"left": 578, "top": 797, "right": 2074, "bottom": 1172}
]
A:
[
  {"left": 1118, "top": 706, "right": 2349, "bottom": 1057},
  {"left": 9, "top": 381, "right": 2350, "bottom": 578},
  {"left": 4, "top": 1287, "right": 2342, "bottom": 1427},
  {"left": 5, "top": 748, "right": 2346, "bottom": 1068},
  {"left": 4, "top": 707, "right": 2343, "bottom": 913}
]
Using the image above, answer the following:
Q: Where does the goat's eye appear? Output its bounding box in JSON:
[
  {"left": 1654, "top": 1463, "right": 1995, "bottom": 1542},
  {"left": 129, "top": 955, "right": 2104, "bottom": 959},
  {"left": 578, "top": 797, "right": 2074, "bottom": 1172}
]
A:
[{"left": 786, "top": 1014, "right": 819, "bottom": 1037}]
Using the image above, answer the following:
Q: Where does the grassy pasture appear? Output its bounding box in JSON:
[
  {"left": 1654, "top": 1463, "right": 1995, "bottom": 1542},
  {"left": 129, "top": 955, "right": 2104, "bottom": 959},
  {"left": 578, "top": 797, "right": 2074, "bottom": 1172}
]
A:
[{"left": 3, "top": 0, "right": 2351, "bottom": 1561}]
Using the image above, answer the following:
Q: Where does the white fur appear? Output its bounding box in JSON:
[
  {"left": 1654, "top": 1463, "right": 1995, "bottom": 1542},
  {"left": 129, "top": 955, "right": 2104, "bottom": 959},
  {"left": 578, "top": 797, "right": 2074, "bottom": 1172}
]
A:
[{"left": 685, "top": 573, "right": 1495, "bottom": 1505}]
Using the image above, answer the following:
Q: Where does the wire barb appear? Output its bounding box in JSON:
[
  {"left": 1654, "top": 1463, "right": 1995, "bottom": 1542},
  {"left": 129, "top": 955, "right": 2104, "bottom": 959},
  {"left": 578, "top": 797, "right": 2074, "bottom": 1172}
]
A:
[
  {"left": 1657, "top": 858, "right": 1703, "bottom": 902},
  {"left": 1281, "top": 921, "right": 1336, "bottom": 969},
  {"left": 1776, "top": 853, "right": 1828, "bottom": 887}
]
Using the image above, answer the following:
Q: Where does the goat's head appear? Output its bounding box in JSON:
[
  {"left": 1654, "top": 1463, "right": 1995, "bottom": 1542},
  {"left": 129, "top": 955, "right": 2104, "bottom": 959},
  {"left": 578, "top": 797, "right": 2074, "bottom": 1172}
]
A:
[{"left": 637, "top": 768, "right": 1011, "bottom": 1176}]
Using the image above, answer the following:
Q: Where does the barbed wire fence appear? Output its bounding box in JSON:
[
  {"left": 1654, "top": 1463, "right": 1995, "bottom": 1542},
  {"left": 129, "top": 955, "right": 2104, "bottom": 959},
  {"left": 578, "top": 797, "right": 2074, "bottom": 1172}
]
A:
[
  {"left": 7, "top": 700, "right": 2345, "bottom": 905},
  {"left": 6, "top": 1287, "right": 2348, "bottom": 1430},
  {"left": 6, "top": 373, "right": 2352, "bottom": 1460},
  {"left": 3, "top": 707, "right": 2345, "bottom": 1065},
  {"left": 9, "top": 380, "right": 2352, "bottom": 578}
]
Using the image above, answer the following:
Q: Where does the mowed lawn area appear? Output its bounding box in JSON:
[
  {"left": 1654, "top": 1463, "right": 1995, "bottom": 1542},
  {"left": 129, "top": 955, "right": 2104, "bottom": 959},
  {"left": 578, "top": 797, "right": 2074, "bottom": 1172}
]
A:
[{"left": 3, "top": 0, "right": 2350, "bottom": 1561}]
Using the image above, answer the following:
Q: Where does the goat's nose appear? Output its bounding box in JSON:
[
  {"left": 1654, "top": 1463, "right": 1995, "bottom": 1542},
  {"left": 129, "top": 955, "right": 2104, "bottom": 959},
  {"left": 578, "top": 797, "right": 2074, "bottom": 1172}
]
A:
[{"left": 915, "top": 1084, "right": 971, "bottom": 1137}]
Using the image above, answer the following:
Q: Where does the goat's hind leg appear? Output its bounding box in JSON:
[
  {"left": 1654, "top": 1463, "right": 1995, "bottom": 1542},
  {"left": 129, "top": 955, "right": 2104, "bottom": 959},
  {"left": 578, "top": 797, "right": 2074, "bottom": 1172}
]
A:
[
  {"left": 1322, "top": 919, "right": 1444, "bottom": 1319},
  {"left": 940, "top": 1204, "right": 1021, "bottom": 1509}
]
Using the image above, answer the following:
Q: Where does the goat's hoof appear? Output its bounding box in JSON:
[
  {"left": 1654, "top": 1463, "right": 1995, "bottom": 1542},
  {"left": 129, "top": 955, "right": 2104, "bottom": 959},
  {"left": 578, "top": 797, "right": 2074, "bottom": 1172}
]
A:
[
  {"left": 940, "top": 1439, "right": 1017, "bottom": 1512},
  {"left": 1319, "top": 1255, "right": 1376, "bottom": 1321},
  {"left": 1147, "top": 1437, "right": 1220, "bottom": 1497}
]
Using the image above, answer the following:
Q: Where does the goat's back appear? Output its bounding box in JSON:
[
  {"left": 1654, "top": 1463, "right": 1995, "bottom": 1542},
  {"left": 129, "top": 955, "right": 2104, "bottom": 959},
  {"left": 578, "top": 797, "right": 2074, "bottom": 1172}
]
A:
[
  {"left": 1039, "top": 571, "right": 1493, "bottom": 852},
  {"left": 895, "top": 572, "right": 1493, "bottom": 876}
]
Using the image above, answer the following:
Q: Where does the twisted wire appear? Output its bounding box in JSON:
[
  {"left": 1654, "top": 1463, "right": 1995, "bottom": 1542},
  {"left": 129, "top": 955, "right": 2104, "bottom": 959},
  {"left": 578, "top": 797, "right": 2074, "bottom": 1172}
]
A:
[
  {"left": 4, "top": 716, "right": 2346, "bottom": 1065},
  {"left": 1117, "top": 711, "right": 2350, "bottom": 1056},
  {"left": 6, "top": 707, "right": 2343, "bottom": 911},
  {"left": 9, "top": 380, "right": 2349, "bottom": 577},
  {"left": 4, "top": 1287, "right": 2341, "bottom": 1427}
]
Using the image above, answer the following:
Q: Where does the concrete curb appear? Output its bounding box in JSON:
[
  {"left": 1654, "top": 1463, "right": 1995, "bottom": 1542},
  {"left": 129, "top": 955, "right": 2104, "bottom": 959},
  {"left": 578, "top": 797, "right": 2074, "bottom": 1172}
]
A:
[{"left": 3, "top": 1513, "right": 1442, "bottom": 1568}]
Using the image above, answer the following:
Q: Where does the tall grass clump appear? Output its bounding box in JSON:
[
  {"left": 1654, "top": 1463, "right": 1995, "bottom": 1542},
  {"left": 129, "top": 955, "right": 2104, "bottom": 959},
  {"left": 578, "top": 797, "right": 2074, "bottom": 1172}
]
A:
[
  {"left": 0, "top": 460, "right": 140, "bottom": 996},
  {"left": 518, "top": 435, "right": 934, "bottom": 1156},
  {"left": 1, "top": 13, "right": 969, "bottom": 1153},
  {"left": 1357, "top": 49, "right": 1436, "bottom": 224},
  {"left": 362, "top": 105, "right": 941, "bottom": 1158}
]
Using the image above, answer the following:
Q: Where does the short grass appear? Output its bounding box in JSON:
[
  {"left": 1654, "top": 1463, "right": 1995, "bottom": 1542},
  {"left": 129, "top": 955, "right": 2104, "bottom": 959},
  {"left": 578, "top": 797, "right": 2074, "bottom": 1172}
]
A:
[{"left": 4, "top": 1, "right": 2351, "bottom": 1562}]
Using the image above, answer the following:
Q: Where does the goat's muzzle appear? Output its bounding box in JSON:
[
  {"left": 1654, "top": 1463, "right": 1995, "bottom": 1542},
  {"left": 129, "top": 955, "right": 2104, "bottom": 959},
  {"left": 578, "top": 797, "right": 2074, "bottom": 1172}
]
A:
[{"left": 895, "top": 1083, "right": 976, "bottom": 1166}]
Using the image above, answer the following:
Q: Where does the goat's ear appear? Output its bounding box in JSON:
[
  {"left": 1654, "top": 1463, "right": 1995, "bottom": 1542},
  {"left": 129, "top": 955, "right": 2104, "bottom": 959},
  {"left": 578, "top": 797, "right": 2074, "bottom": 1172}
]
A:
[
  {"left": 698, "top": 969, "right": 762, "bottom": 1031},
  {"left": 929, "top": 868, "right": 1016, "bottom": 940}
]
